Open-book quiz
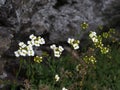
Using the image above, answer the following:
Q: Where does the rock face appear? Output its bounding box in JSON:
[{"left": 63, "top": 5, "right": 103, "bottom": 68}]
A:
[
  {"left": 0, "top": 0, "right": 119, "bottom": 55},
  {"left": 0, "top": 27, "right": 13, "bottom": 57},
  {"left": 14, "top": 0, "right": 105, "bottom": 42},
  {"left": 0, "top": 0, "right": 6, "bottom": 6},
  {"left": 0, "top": 27, "right": 13, "bottom": 77},
  {"left": 103, "top": 0, "right": 120, "bottom": 29}
]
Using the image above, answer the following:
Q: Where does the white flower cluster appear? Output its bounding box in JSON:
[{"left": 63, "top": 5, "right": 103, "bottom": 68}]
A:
[
  {"left": 55, "top": 74, "right": 60, "bottom": 82},
  {"left": 89, "top": 31, "right": 98, "bottom": 43},
  {"left": 67, "top": 38, "right": 80, "bottom": 50},
  {"left": 27, "top": 34, "right": 45, "bottom": 47},
  {"left": 14, "top": 42, "right": 34, "bottom": 57},
  {"left": 14, "top": 34, "right": 45, "bottom": 57},
  {"left": 50, "top": 44, "right": 64, "bottom": 58},
  {"left": 89, "top": 31, "right": 109, "bottom": 54}
]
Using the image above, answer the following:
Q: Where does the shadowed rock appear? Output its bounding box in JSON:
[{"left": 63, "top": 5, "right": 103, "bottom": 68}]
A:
[
  {"left": 0, "top": 0, "right": 119, "bottom": 59},
  {"left": 1, "top": 0, "right": 119, "bottom": 43},
  {"left": 0, "top": 27, "right": 13, "bottom": 57}
]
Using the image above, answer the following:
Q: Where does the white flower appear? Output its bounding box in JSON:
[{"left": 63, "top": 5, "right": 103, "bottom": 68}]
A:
[
  {"left": 62, "top": 87, "right": 68, "bottom": 90},
  {"left": 91, "top": 37, "right": 98, "bottom": 42},
  {"left": 89, "top": 31, "right": 97, "bottom": 38},
  {"left": 27, "top": 45, "right": 33, "bottom": 50},
  {"left": 29, "top": 34, "right": 36, "bottom": 40},
  {"left": 27, "top": 50, "right": 35, "bottom": 56},
  {"left": 50, "top": 44, "right": 64, "bottom": 58},
  {"left": 15, "top": 34, "right": 45, "bottom": 57},
  {"left": 54, "top": 51, "right": 61, "bottom": 58},
  {"left": 58, "top": 46, "right": 64, "bottom": 52},
  {"left": 67, "top": 38, "right": 80, "bottom": 50},
  {"left": 19, "top": 49, "right": 27, "bottom": 56},
  {"left": 34, "top": 40, "right": 40, "bottom": 46},
  {"left": 55, "top": 74, "right": 60, "bottom": 82},
  {"left": 18, "top": 42, "right": 27, "bottom": 48},
  {"left": 28, "top": 35, "right": 45, "bottom": 47},
  {"left": 27, "top": 41, "right": 33, "bottom": 46},
  {"left": 89, "top": 31, "right": 99, "bottom": 43},
  {"left": 39, "top": 38, "right": 45, "bottom": 44},
  {"left": 73, "top": 43, "right": 79, "bottom": 50},
  {"left": 14, "top": 51, "right": 20, "bottom": 57},
  {"left": 67, "top": 38, "right": 74, "bottom": 44},
  {"left": 50, "top": 44, "right": 56, "bottom": 49},
  {"left": 15, "top": 43, "right": 34, "bottom": 57}
]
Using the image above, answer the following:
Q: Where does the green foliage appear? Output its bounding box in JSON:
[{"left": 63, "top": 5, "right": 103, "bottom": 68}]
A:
[
  {"left": 8, "top": 24, "right": 120, "bottom": 90},
  {"left": 83, "top": 46, "right": 120, "bottom": 90}
]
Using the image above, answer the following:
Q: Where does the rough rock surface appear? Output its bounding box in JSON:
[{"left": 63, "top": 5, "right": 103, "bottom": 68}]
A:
[
  {"left": 0, "top": 0, "right": 119, "bottom": 57},
  {"left": 0, "top": 0, "right": 119, "bottom": 69},
  {"left": 14, "top": 0, "right": 105, "bottom": 42},
  {"left": 0, "top": 27, "right": 13, "bottom": 57},
  {"left": 0, "top": 0, "right": 118, "bottom": 43},
  {"left": 0, "top": 0, "right": 6, "bottom": 6}
]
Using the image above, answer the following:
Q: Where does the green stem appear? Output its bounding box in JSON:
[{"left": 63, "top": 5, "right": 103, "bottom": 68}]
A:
[
  {"left": 11, "top": 59, "right": 23, "bottom": 90},
  {"left": 16, "top": 59, "right": 23, "bottom": 78}
]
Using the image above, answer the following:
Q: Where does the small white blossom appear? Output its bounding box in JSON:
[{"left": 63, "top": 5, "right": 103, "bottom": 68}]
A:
[
  {"left": 19, "top": 49, "right": 27, "bottom": 56},
  {"left": 50, "top": 44, "right": 64, "bottom": 58},
  {"left": 28, "top": 34, "right": 45, "bottom": 47},
  {"left": 14, "top": 51, "right": 20, "bottom": 57},
  {"left": 50, "top": 44, "right": 56, "bottom": 49},
  {"left": 34, "top": 40, "right": 41, "bottom": 46},
  {"left": 73, "top": 43, "right": 79, "bottom": 50},
  {"left": 54, "top": 51, "right": 61, "bottom": 58},
  {"left": 55, "top": 74, "right": 60, "bottom": 82},
  {"left": 89, "top": 31, "right": 99, "bottom": 43},
  {"left": 67, "top": 38, "right": 80, "bottom": 50},
  {"left": 89, "top": 31, "right": 97, "bottom": 38},
  {"left": 27, "top": 50, "right": 35, "bottom": 56},
  {"left": 58, "top": 46, "right": 64, "bottom": 52},
  {"left": 18, "top": 42, "right": 27, "bottom": 48},
  {"left": 27, "top": 41, "right": 32, "bottom": 45},
  {"left": 39, "top": 38, "right": 45, "bottom": 44},
  {"left": 26, "top": 45, "right": 33, "bottom": 50},
  {"left": 91, "top": 37, "right": 98, "bottom": 43},
  {"left": 67, "top": 38, "right": 74, "bottom": 44},
  {"left": 29, "top": 34, "right": 36, "bottom": 40},
  {"left": 62, "top": 87, "right": 68, "bottom": 90}
]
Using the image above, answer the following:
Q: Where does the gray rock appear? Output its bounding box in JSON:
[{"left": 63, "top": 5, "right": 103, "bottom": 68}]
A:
[
  {"left": 0, "top": 0, "right": 119, "bottom": 44},
  {"left": 0, "top": 72, "right": 7, "bottom": 79},
  {"left": 0, "top": 0, "right": 6, "bottom": 6},
  {"left": 102, "top": 0, "right": 120, "bottom": 28},
  {"left": 12, "top": 0, "right": 117, "bottom": 43},
  {"left": 0, "top": 27, "right": 13, "bottom": 57}
]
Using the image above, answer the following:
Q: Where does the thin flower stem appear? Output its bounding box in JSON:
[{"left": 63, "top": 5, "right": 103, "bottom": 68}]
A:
[{"left": 16, "top": 59, "right": 23, "bottom": 78}]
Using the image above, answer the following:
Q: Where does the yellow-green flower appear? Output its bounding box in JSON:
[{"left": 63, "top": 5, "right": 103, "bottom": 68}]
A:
[
  {"left": 83, "top": 56, "right": 89, "bottom": 64},
  {"left": 100, "top": 47, "right": 109, "bottom": 54},
  {"left": 83, "top": 56, "right": 96, "bottom": 64},
  {"left": 81, "top": 22, "right": 89, "bottom": 30},
  {"left": 76, "top": 64, "right": 82, "bottom": 72},
  {"left": 102, "top": 32, "right": 109, "bottom": 38},
  {"left": 34, "top": 56, "right": 43, "bottom": 63},
  {"left": 89, "top": 56, "right": 96, "bottom": 64}
]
